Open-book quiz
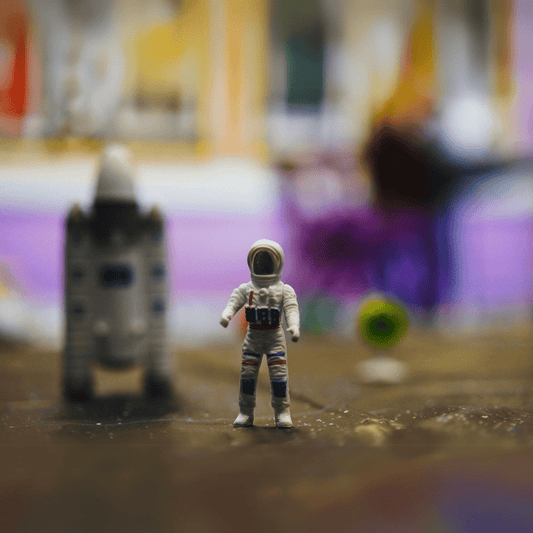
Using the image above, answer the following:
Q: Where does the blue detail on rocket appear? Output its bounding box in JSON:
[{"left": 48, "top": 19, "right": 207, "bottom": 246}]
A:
[
  {"left": 152, "top": 299, "right": 166, "bottom": 315},
  {"left": 70, "top": 302, "right": 85, "bottom": 317},
  {"left": 152, "top": 263, "right": 165, "bottom": 279},
  {"left": 100, "top": 264, "right": 134, "bottom": 288},
  {"left": 71, "top": 266, "right": 85, "bottom": 283}
]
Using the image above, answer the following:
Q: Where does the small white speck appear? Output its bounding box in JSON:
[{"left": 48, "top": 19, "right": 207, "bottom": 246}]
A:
[
  {"left": 343, "top": 410, "right": 349, "bottom": 414},
  {"left": 96, "top": 423, "right": 101, "bottom": 426}
]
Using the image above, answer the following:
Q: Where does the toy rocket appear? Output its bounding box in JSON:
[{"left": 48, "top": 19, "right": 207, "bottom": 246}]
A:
[{"left": 63, "top": 145, "right": 173, "bottom": 402}]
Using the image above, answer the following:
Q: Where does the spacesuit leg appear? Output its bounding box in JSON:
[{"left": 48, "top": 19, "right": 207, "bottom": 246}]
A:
[
  {"left": 234, "top": 352, "right": 262, "bottom": 427},
  {"left": 267, "top": 351, "right": 292, "bottom": 428}
]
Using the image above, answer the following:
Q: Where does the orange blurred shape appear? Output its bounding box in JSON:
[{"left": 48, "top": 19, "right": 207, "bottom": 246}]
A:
[
  {"left": 236, "top": 308, "right": 248, "bottom": 338},
  {"left": 373, "top": 0, "right": 437, "bottom": 129}
]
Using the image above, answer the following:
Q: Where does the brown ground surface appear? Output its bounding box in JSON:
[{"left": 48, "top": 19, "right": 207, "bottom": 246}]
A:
[{"left": 1, "top": 327, "right": 533, "bottom": 532}]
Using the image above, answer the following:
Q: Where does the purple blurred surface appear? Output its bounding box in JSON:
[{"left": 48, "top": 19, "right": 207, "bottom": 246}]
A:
[
  {"left": 0, "top": 207, "right": 279, "bottom": 302},
  {"left": 1, "top": 172, "right": 531, "bottom": 329},
  {"left": 454, "top": 217, "right": 533, "bottom": 310},
  {"left": 0, "top": 209, "right": 63, "bottom": 301}
]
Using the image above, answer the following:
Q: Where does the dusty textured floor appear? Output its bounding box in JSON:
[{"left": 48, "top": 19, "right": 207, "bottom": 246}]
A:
[{"left": 1, "top": 327, "right": 533, "bottom": 532}]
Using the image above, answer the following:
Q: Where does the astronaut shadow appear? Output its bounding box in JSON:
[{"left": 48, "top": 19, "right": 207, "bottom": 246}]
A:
[{"left": 59, "top": 393, "right": 183, "bottom": 424}]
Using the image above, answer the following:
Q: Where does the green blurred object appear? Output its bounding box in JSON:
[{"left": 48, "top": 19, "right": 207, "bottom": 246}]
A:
[
  {"left": 285, "top": 26, "right": 324, "bottom": 109},
  {"left": 301, "top": 294, "right": 337, "bottom": 335},
  {"left": 358, "top": 297, "right": 409, "bottom": 350}
]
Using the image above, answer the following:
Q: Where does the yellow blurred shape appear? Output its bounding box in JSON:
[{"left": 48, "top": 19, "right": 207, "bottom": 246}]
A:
[
  {"left": 135, "top": 0, "right": 209, "bottom": 106},
  {"left": 373, "top": 0, "right": 437, "bottom": 127},
  {"left": 93, "top": 364, "right": 145, "bottom": 397}
]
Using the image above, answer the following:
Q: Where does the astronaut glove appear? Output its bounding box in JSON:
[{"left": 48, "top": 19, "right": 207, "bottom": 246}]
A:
[
  {"left": 220, "top": 310, "right": 232, "bottom": 328},
  {"left": 287, "top": 325, "right": 300, "bottom": 342}
]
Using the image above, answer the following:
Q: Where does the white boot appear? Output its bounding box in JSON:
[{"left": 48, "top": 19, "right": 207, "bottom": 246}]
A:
[
  {"left": 274, "top": 406, "right": 293, "bottom": 428},
  {"left": 234, "top": 408, "right": 254, "bottom": 427}
]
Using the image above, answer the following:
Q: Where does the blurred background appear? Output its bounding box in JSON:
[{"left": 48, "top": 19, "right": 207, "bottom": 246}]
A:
[{"left": 0, "top": 0, "right": 532, "bottom": 349}]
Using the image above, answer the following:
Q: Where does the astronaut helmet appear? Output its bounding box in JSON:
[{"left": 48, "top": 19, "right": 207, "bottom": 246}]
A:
[
  {"left": 94, "top": 144, "right": 136, "bottom": 204},
  {"left": 247, "top": 239, "right": 285, "bottom": 286}
]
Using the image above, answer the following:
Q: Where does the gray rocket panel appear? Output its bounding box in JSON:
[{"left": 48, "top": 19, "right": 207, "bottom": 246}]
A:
[
  {"left": 143, "top": 208, "right": 171, "bottom": 378},
  {"left": 64, "top": 206, "right": 94, "bottom": 381},
  {"left": 93, "top": 233, "right": 149, "bottom": 368},
  {"left": 86, "top": 199, "right": 150, "bottom": 368}
]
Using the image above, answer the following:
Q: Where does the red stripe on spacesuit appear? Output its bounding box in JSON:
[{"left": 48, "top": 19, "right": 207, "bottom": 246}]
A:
[
  {"left": 242, "top": 360, "right": 259, "bottom": 366},
  {"left": 267, "top": 359, "right": 287, "bottom": 366},
  {"left": 249, "top": 324, "right": 280, "bottom": 330}
]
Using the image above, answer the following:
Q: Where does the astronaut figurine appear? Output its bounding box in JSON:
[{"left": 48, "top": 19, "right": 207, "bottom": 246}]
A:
[
  {"left": 220, "top": 240, "right": 300, "bottom": 428},
  {"left": 63, "top": 145, "right": 173, "bottom": 402}
]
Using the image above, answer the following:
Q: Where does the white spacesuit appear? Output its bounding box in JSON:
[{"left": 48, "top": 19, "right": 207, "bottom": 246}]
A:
[{"left": 220, "top": 240, "right": 300, "bottom": 428}]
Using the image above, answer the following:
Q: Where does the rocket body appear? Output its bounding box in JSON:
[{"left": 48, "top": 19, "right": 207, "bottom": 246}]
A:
[{"left": 63, "top": 146, "right": 171, "bottom": 401}]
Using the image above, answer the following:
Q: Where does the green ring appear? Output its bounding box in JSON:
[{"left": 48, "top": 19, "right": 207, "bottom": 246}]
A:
[{"left": 358, "top": 298, "right": 409, "bottom": 350}]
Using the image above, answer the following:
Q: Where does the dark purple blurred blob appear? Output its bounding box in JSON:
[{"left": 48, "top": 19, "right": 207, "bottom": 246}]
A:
[
  {"left": 278, "top": 137, "right": 454, "bottom": 321},
  {"left": 308, "top": 455, "right": 533, "bottom": 532},
  {"left": 437, "top": 475, "right": 533, "bottom": 532},
  {"left": 293, "top": 205, "right": 449, "bottom": 320},
  {"left": 278, "top": 125, "right": 526, "bottom": 326}
]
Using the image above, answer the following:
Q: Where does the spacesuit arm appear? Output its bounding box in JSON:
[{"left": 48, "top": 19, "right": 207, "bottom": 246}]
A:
[
  {"left": 283, "top": 284, "right": 300, "bottom": 342},
  {"left": 220, "top": 284, "right": 248, "bottom": 327}
]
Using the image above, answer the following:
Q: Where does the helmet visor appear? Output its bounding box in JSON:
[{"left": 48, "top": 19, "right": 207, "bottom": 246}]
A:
[{"left": 252, "top": 250, "right": 275, "bottom": 275}]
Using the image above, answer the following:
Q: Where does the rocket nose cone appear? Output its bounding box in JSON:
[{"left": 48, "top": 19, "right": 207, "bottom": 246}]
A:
[{"left": 95, "top": 145, "right": 136, "bottom": 202}]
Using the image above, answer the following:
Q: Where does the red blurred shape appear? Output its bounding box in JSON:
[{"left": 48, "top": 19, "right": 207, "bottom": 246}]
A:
[{"left": 0, "top": 0, "right": 29, "bottom": 134}]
